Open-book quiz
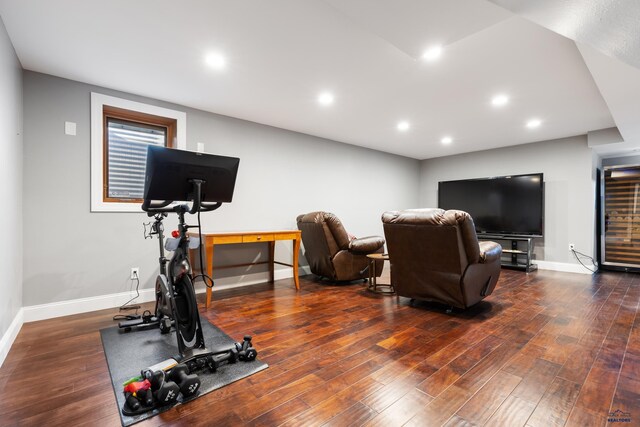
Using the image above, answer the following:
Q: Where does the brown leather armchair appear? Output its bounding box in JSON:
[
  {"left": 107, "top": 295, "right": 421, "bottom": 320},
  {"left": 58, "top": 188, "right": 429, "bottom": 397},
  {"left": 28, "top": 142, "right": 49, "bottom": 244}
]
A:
[
  {"left": 382, "top": 208, "right": 502, "bottom": 309},
  {"left": 297, "top": 212, "right": 385, "bottom": 281}
]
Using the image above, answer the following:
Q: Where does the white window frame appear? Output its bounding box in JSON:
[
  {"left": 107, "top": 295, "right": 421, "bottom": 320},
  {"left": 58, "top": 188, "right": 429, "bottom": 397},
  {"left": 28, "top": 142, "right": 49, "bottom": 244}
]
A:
[{"left": 91, "top": 93, "right": 187, "bottom": 212}]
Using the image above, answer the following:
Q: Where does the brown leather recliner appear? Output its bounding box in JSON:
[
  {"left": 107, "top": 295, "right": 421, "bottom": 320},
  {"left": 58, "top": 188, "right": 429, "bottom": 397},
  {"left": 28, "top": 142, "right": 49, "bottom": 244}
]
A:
[
  {"left": 382, "top": 208, "right": 502, "bottom": 309},
  {"left": 297, "top": 212, "right": 385, "bottom": 281}
]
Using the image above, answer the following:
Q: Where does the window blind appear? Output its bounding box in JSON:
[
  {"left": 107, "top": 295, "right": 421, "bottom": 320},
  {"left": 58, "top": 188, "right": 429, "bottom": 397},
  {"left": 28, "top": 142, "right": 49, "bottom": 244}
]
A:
[{"left": 107, "top": 119, "right": 166, "bottom": 199}]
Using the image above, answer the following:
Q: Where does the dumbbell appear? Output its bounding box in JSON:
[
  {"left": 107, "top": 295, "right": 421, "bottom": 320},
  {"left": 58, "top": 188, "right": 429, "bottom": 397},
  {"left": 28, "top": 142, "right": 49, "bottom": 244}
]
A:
[
  {"left": 186, "top": 355, "right": 210, "bottom": 373},
  {"left": 159, "top": 317, "right": 172, "bottom": 334},
  {"left": 167, "top": 364, "right": 200, "bottom": 398},
  {"left": 123, "top": 379, "right": 154, "bottom": 409},
  {"left": 209, "top": 347, "right": 239, "bottom": 371},
  {"left": 234, "top": 335, "right": 258, "bottom": 361},
  {"left": 124, "top": 392, "right": 141, "bottom": 412},
  {"left": 137, "top": 388, "right": 153, "bottom": 407},
  {"left": 142, "top": 369, "right": 180, "bottom": 406}
]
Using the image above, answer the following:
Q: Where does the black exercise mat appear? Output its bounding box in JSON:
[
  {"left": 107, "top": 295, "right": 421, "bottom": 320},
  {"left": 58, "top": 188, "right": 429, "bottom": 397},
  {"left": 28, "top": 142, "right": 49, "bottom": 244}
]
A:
[{"left": 100, "top": 321, "right": 268, "bottom": 426}]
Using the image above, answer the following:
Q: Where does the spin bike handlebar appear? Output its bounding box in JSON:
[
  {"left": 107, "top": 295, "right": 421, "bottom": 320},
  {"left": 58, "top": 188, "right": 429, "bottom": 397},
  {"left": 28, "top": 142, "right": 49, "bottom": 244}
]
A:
[
  {"left": 141, "top": 200, "right": 222, "bottom": 216},
  {"left": 141, "top": 180, "right": 222, "bottom": 216}
]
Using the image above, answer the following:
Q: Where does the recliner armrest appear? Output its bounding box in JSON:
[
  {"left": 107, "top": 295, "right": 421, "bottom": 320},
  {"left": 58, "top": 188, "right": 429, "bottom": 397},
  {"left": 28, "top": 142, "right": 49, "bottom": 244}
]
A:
[
  {"left": 349, "top": 236, "right": 385, "bottom": 253},
  {"left": 478, "top": 241, "right": 502, "bottom": 263}
]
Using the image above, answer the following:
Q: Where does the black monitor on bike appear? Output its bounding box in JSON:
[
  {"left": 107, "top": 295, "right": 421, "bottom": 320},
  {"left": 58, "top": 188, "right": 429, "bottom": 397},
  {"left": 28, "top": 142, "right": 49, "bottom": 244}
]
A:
[{"left": 143, "top": 146, "right": 240, "bottom": 205}]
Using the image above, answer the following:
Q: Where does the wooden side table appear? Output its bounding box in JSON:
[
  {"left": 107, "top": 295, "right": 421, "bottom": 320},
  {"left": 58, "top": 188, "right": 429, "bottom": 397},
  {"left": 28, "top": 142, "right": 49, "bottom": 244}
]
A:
[
  {"left": 188, "top": 230, "right": 301, "bottom": 308},
  {"left": 366, "top": 253, "right": 394, "bottom": 294}
]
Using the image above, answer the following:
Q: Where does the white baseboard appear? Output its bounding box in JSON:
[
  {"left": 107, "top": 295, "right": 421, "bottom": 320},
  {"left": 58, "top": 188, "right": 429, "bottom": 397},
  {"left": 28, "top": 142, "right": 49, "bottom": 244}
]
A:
[
  {"left": 23, "top": 288, "right": 159, "bottom": 323},
  {"left": 532, "top": 260, "right": 596, "bottom": 275},
  {"left": 22, "top": 268, "right": 304, "bottom": 323},
  {"left": 0, "top": 308, "right": 24, "bottom": 368}
]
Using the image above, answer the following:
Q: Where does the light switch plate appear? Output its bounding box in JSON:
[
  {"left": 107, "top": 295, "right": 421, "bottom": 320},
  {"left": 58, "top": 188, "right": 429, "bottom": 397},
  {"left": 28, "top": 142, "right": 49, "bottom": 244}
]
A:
[
  {"left": 65, "top": 121, "right": 77, "bottom": 136},
  {"left": 197, "top": 142, "right": 205, "bottom": 152}
]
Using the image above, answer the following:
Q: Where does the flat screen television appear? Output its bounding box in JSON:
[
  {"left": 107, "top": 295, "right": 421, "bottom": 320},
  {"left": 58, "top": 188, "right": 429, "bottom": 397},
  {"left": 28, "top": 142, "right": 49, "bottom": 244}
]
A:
[{"left": 438, "top": 173, "right": 544, "bottom": 237}]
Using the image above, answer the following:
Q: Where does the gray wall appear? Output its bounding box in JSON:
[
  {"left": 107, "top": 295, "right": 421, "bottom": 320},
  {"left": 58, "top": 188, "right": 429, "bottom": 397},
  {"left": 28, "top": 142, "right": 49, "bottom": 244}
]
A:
[
  {"left": 0, "top": 17, "right": 23, "bottom": 336},
  {"left": 23, "top": 71, "right": 420, "bottom": 306},
  {"left": 419, "top": 136, "right": 596, "bottom": 265}
]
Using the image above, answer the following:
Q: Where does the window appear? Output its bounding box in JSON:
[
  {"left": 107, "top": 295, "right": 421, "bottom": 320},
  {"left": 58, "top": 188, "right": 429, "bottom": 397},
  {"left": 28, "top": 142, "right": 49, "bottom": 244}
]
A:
[
  {"left": 103, "top": 106, "right": 176, "bottom": 202},
  {"left": 91, "top": 93, "right": 186, "bottom": 212}
]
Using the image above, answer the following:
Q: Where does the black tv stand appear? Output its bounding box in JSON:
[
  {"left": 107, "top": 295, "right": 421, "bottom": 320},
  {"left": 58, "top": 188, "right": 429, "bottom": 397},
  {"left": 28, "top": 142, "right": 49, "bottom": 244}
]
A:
[{"left": 478, "top": 235, "right": 537, "bottom": 273}]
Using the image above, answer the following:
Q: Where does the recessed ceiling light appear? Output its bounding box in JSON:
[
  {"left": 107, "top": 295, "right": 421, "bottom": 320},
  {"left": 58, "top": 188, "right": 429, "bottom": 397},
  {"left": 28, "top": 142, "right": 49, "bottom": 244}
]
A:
[
  {"left": 491, "top": 94, "right": 509, "bottom": 107},
  {"left": 526, "top": 118, "right": 542, "bottom": 128},
  {"left": 205, "top": 52, "right": 226, "bottom": 70},
  {"left": 318, "top": 92, "right": 335, "bottom": 106},
  {"left": 397, "top": 121, "right": 410, "bottom": 132},
  {"left": 441, "top": 136, "right": 453, "bottom": 144},
  {"left": 422, "top": 45, "right": 443, "bottom": 62}
]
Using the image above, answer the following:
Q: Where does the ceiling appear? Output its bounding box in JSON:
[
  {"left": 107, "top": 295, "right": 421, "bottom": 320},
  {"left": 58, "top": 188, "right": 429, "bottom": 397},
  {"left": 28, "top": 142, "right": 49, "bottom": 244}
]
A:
[
  {"left": 488, "top": 0, "right": 640, "bottom": 71},
  {"left": 0, "top": 0, "right": 637, "bottom": 159}
]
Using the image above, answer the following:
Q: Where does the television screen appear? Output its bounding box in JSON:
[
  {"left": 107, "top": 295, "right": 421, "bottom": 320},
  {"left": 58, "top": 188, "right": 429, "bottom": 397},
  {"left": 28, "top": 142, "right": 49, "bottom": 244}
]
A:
[
  {"left": 143, "top": 146, "right": 240, "bottom": 203},
  {"left": 438, "top": 173, "right": 544, "bottom": 236}
]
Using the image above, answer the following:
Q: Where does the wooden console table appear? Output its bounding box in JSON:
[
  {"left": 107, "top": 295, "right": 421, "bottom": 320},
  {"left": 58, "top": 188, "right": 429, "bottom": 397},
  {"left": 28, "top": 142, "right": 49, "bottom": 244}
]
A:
[{"left": 187, "top": 230, "right": 301, "bottom": 308}]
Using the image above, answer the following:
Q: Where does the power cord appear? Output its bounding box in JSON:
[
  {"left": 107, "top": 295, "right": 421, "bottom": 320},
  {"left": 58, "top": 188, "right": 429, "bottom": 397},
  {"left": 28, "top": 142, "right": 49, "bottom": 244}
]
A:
[
  {"left": 118, "top": 271, "right": 141, "bottom": 312},
  {"left": 191, "top": 208, "right": 215, "bottom": 289},
  {"left": 572, "top": 248, "right": 598, "bottom": 274}
]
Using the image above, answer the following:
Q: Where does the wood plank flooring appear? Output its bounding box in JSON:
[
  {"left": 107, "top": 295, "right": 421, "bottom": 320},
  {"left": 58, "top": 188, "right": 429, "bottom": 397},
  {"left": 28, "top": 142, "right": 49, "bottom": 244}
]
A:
[{"left": 1, "top": 269, "right": 639, "bottom": 426}]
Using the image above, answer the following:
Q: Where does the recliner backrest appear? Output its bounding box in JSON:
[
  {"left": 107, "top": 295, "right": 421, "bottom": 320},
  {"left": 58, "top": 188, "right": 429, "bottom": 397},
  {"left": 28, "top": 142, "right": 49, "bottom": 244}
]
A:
[
  {"left": 297, "top": 211, "right": 350, "bottom": 255},
  {"left": 320, "top": 212, "right": 351, "bottom": 251},
  {"left": 382, "top": 208, "right": 481, "bottom": 270},
  {"left": 296, "top": 212, "right": 338, "bottom": 278}
]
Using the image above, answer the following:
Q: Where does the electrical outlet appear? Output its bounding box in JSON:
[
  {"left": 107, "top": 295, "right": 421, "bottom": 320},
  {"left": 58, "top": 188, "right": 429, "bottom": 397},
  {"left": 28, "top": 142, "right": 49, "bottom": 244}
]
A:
[
  {"left": 569, "top": 243, "right": 575, "bottom": 251},
  {"left": 130, "top": 267, "right": 140, "bottom": 280}
]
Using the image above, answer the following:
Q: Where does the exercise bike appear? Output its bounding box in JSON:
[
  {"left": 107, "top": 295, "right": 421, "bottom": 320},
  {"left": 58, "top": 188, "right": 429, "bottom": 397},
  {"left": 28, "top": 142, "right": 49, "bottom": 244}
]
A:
[
  {"left": 117, "top": 147, "right": 260, "bottom": 415},
  {"left": 129, "top": 146, "right": 255, "bottom": 370}
]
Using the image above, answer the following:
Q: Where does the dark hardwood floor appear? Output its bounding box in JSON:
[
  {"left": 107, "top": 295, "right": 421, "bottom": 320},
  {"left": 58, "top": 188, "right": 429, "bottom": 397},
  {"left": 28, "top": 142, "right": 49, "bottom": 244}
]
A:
[{"left": 1, "top": 269, "right": 639, "bottom": 426}]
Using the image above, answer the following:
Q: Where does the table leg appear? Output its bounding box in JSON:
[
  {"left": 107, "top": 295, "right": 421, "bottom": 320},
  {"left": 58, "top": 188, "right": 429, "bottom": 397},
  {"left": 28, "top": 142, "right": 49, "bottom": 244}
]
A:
[
  {"left": 368, "top": 259, "right": 374, "bottom": 290},
  {"left": 268, "top": 241, "right": 275, "bottom": 283},
  {"left": 205, "top": 237, "right": 214, "bottom": 309},
  {"left": 373, "top": 259, "right": 378, "bottom": 291},
  {"left": 293, "top": 237, "right": 300, "bottom": 290}
]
